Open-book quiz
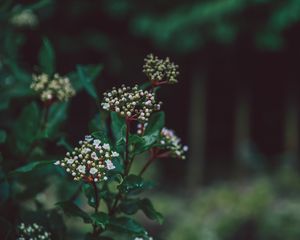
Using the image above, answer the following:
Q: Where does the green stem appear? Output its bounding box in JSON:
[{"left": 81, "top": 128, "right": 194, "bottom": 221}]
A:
[{"left": 92, "top": 181, "right": 101, "bottom": 236}]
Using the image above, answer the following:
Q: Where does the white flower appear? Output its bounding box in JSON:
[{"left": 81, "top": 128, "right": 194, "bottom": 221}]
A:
[
  {"left": 85, "top": 135, "right": 93, "bottom": 142},
  {"left": 77, "top": 165, "right": 86, "bottom": 173},
  {"left": 105, "top": 160, "right": 115, "bottom": 170},
  {"left": 103, "top": 143, "right": 110, "bottom": 150},
  {"left": 102, "top": 102, "right": 110, "bottom": 110},
  {"left": 82, "top": 148, "right": 91, "bottom": 154},
  {"left": 93, "top": 139, "right": 101, "bottom": 146},
  {"left": 89, "top": 167, "right": 98, "bottom": 174},
  {"left": 112, "top": 151, "right": 119, "bottom": 157},
  {"left": 54, "top": 161, "right": 60, "bottom": 165},
  {"left": 183, "top": 145, "right": 188, "bottom": 151},
  {"left": 67, "top": 158, "right": 75, "bottom": 164},
  {"left": 91, "top": 152, "right": 98, "bottom": 160}
]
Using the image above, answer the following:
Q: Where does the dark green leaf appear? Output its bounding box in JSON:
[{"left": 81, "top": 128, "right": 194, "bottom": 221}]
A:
[
  {"left": 89, "top": 112, "right": 108, "bottom": 133},
  {"left": 57, "top": 136, "right": 73, "bottom": 152},
  {"left": 39, "top": 37, "right": 55, "bottom": 75},
  {"left": 108, "top": 217, "right": 146, "bottom": 235},
  {"left": 111, "top": 112, "right": 125, "bottom": 142},
  {"left": 56, "top": 201, "right": 92, "bottom": 223},
  {"left": 119, "top": 198, "right": 163, "bottom": 224},
  {"left": 92, "top": 130, "right": 110, "bottom": 144},
  {"left": 144, "top": 112, "right": 165, "bottom": 137},
  {"left": 0, "top": 130, "right": 7, "bottom": 144},
  {"left": 9, "top": 160, "right": 54, "bottom": 176},
  {"left": 77, "top": 64, "right": 102, "bottom": 99},
  {"left": 47, "top": 102, "right": 68, "bottom": 138},
  {"left": 83, "top": 184, "right": 96, "bottom": 208},
  {"left": 91, "top": 212, "right": 109, "bottom": 229},
  {"left": 118, "top": 175, "right": 153, "bottom": 195}
]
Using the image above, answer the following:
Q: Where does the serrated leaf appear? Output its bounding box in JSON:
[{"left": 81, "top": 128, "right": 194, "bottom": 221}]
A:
[
  {"left": 56, "top": 201, "right": 92, "bottom": 223},
  {"left": 9, "top": 160, "right": 54, "bottom": 176},
  {"left": 118, "top": 175, "right": 154, "bottom": 195},
  {"left": 39, "top": 37, "right": 55, "bottom": 75},
  {"left": 108, "top": 217, "right": 146, "bottom": 235},
  {"left": 119, "top": 198, "right": 163, "bottom": 224},
  {"left": 77, "top": 64, "right": 102, "bottom": 99},
  {"left": 91, "top": 212, "right": 109, "bottom": 229}
]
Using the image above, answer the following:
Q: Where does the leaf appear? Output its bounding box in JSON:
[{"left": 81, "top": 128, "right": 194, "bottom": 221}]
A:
[
  {"left": 111, "top": 112, "right": 125, "bottom": 143},
  {"left": 92, "top": 130, "right": 111, "bottom": 144},
  {"left": 119, "top": 198, "right": 163, "bottom": 224},
  {"left": 77, "top": 64, "right": 102, "bottom": 99},
  {"left": 83, "top": 184, "right": 96, "bottom": 208},
  {"left": 144, "top": 112, "right": 165, "bottom": 137},
  {"left": 13, "top": 102, "right": 40, "bottom": 154},
  {"left": 9, "top": 160, "right": 55, "bottom": 176},
  {"left": 89, "top": 112, "right": 108, "bottom": 133},
  {"left": 108, "top": 217, "right": 146, "bottom": 235},
  {"left": 57, "top": 136, "right": 73, "bottom": 152},
  {"left": 90, "top": 212, "right": 109, "bottom": 229},
  {"left": 47, "top": 102, "right": 68, "bottom": 138},
  {"left": 38, "top": 37, "right": 55, "bottom": 75},
  {"left": 56, "top": 201, "right": 92, "bottom": 223},
  {"left": 118, "top": 175, "right": 154, "bottom": 195},
  {"left": 0, "top": 130, "right": 7, "bottom": 144}
]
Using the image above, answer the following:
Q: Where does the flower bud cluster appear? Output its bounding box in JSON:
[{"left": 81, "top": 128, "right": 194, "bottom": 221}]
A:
[
  {"left": 10, "top": 9, "right": 38, "bottom": 28},
  {"left": 54, "top": 135, "right": 119, "bottom": 182},
  {"left": 137, "top": 124, "right": 188, "bottom": 159},
  {"left": 160, "top": 128, "right": 188, "bottom": 159},
  {"left": 101, "top": 84, "right": 162, "bottom": 123},
  {"left": 31, "top": 73, "right": 75, "bottom": 102},
  {"left": 17, "top": 223, "right": 51, "bottom": 240},
  {"left": 143, "top": 54, "right": 179, "bottom": 84}
]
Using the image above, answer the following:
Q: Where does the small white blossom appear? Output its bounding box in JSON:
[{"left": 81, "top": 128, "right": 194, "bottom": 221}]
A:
[
  {"left": 67, "top": 158, "right": 75, "bottom": 164},
  {"left": 17, "top": 222, "right": 51, "bottom": 240},
  {"left": 89, "top": 167, "right": 98, "bottom": 175},
  {"left": 77, "top": 165, "right": 86, "bottom": 173},
  {"left": 105, "top": 160, "right": 115, "bottom": 170},
  {"left": 112, "top": 151, "right": 119, "bottom": 157},
  {"left": 54, "top": 161, "right": 60, "bottom": 165},
  {"left": 103, "top": 143, "right": 110, "bottom": 150}
]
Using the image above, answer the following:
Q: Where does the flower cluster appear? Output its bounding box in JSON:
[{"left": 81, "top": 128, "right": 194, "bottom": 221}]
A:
[
  {"left": 134, "top": 236, "right": 153, "bottom": 240},
  {"left": 17, "top": 223, "right": 51, "bottom": 240},
  {"left": 101, "top": 84, "right": 162, "bottom": 123},
  {"left": 54, "top": 135, "right": 119, "bottom": 182},
  {"left": 143, "top": 54, "right": 179, "bottom": 85},
  {"left": 30, "top": 73, "right": 75, "bottom": 102},
  {"left": 10, "top": 9, "right": 38, "bottom": 28},
  {"left": 137, "top": 124, "right": 188, "bottom": 159}
]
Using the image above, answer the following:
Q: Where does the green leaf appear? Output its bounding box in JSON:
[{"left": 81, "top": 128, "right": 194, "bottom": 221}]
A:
[
  {"left": 83, "top": 184, "right": 96, "bottom": 208},
  {"left": 92, "top": 130, "right": 111, "bottom": 144},
  {"left": 9, "top": 160, "right": 54, "bottom": 176},
  {"left": 91, "top": 212, "right": 109, "bottom": 229},
  {"left": 13, "top": 102, "right": 40, "bottom": 154},
  {"left": 0, "top": 130, "right": 7, "bottom": 144},
  {"left": 77, "top": 64, "right": 102, "bottom": 99},
  {"left": 111, "top": 112, "right": 125, "bottom": 143},
  {"left": 119, "top": 198, "right": 163, "bottom": 224},
  {"left": 56, "top": 201, "right": 92, "bottom": 223},
  {"left": 118, "top": 175, "right": 153, "bottom": 195},
  {"left": 144, "top": 112, "right": 165, "bottom": 137},
  {"left": 89, "top": 112, "right": 108, "bottom": 133},
  {"left": 108, "top": 217, "right": 146, "bottom": 235},
  {"left": 47, "top": 102, "right": 68, "bottom": 138},
  {"left": 39, "top": 37, "right": 55, "bottom": 75},
  {"left": 57, "top": 136, "right": 73, "bottom": 152}
]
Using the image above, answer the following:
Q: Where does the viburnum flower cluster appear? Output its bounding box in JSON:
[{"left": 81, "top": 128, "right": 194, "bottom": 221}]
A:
[
  {"left": 30, "top": 73, "right": 75, "bottom": 102},
  {"left": 10, "top": 9, "right": 38, "bottom": 28},
  {"left": 137, "top": 124, "right": 188, "bottom": 160},
  {"left": 54, "top": 135, "right": 119, "bottom": 182},
  {"left": 159, "top": 128, "right": 188, "bottom": 159},
  {"left": 17, "top": 223, "right": 51, "bottom": 240},
  {"left": 143, "top": 54, "right": 179, "bottom": 85},
  {"left": 101, "top": 84, "right": 162, "bottom": 122}
]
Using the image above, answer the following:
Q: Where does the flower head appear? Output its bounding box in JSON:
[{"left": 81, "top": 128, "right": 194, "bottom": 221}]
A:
[
  {"left": 17, "top": 222, "right": 51, "bottom": 240},
  {"left": 10, "top": 9, "right": 38, "bottom": 28},
  {"left": 54, "top": 135, "right": 119, "bottom": 182},
  {"left": 143, "top": 54, "right": 179, "bottom": 85},
  {"left": 101, "top": 84, "right": 162, "bottom": 123},
  {"left": 31, "top": 73, "right": 75, "bottom": 102},
  {"left": 137, "top": 124, "right": 188, "bottom": 160}
]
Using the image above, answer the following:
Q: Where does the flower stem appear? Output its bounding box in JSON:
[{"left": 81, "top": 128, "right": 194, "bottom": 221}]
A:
[
  {"left": 92, "top": 181, "right": 100, "bottom": 236},
  {"left": 124, "top": 119, "right": 131, "bottom": 175}
]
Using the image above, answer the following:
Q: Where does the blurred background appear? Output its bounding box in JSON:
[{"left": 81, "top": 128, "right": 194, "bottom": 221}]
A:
[{"left": 1, "top": 0, "right": 300, "bottom": 239}]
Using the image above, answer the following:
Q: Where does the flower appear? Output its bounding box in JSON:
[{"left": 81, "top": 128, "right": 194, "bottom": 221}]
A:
[
  {"left": 54, "top": 135, "right": 119, "bottom": 182},
  {"left": 10, "top": 9, "right": 38, "bottom": 28},
  {"left": 137, "top": 124, "right": 188, "bottom": 160},
  {"left": 17, "top": 222, "right": 51, "bottom": 240},
  {"left": 143, "top": 54, "right": 179, "bottom": 85},
  {"left": 101, "top": 84, "right": 162, "bottom": 123},
  {"left": 30, "top": 73, "right": 75, "bottom": 102}
]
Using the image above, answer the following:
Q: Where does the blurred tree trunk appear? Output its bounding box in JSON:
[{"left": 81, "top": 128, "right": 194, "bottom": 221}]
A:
[
  {"left": 234, "top": 90, "right": 251, "bottom": 175},
  {"left": 187, "top": 74, "right": 206, "bottom": 188},
  {"left": 284, "top": 85, "right": 299, "bottom": 166}
]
